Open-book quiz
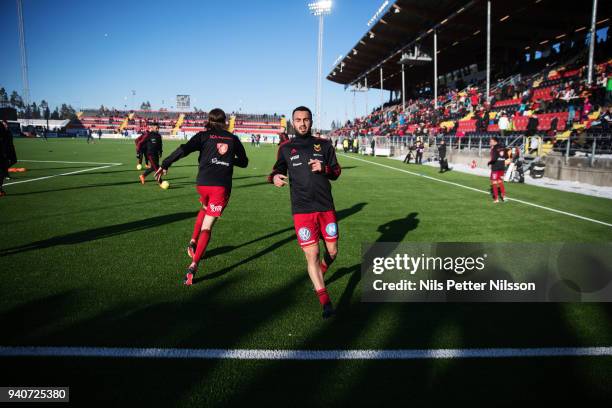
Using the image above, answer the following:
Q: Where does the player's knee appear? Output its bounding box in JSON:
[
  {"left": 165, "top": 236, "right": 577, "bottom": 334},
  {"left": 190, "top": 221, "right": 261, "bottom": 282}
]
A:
[
  {"left": 302, "top": 246, "right": 319, "bottom": 261},
  {"left": 327, "top": 247, "right": 338, "bottom": 259}
]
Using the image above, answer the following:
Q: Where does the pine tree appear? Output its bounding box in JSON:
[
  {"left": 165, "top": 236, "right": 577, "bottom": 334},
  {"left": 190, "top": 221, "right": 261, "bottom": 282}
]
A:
[
  {"left": 10, "top": 91, "right": 24, "bottom": 109},
  {"left": 31, "top": 102, "right": 41, "bottom": 119},
  {"left": 0, "top": 88, "right": 8, "bottom": 106},
  {"left": 40, "top": 100, "right": 50, "bottom": 120}
]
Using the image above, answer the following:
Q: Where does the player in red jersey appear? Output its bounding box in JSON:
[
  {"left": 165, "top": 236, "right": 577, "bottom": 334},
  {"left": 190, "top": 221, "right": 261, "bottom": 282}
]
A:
[
  {"left": 156, "top": 109, "right": 248, "bottom": 285},
  {"left": 488, "top": 136, "right": 509, "bottom": 203},
  {"left": 139, "top": 123, "right": 163, "bottom": 185},
  {"left": 269, "top": 106, "right": 341, "bottom": 318},
  {"left": 134, "top": 127, "right": 150, "bottom": 169}
]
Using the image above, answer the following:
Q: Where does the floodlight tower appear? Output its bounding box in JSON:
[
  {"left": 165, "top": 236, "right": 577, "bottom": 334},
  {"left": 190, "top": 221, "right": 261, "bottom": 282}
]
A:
[
  {"left": 308, "top": 0, "right": 332, "bottom": 132},
  {"left": 16, "top": 0, "right": 30, "bottom": 122}
]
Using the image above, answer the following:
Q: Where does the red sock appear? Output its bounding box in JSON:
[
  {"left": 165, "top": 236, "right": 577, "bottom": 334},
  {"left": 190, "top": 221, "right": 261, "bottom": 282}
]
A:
[
  {"left": 193, "top": 229, "right": 211, "bottom": 264},
  {"left": 316, "top": 288, "right": 331, "bottom": 306},
  {"left": 320, "top": 262, "right": 328, "bottom": 275},
  {"left": 192, "top": 210, "right": 206, "bottom": 242},
  {"left": 492, "top": 184, "right": 499, "bottom": 200},
  {"left": 321, "top": 251, "right": 335, "bottom": 275},
  {"left": 499, "top": 182, "right": 506, "bottom": 198}
]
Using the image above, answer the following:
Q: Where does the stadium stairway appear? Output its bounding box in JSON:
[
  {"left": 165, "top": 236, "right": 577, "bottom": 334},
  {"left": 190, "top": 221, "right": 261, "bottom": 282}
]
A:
[
  {"left": 172, "top": 113, "right": 185, "bottom": 135},
  {"left": 228, "top": 115, "right": 236, "bottom": 133},
  {"left": 118, "top": 114, "right": 131, "bottom": 132}
]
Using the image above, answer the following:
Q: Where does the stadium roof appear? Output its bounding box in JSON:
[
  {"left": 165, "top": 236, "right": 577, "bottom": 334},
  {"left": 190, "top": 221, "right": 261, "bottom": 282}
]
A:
[{"left": 327, "top": 0, "right": 612, "bottom": 91}]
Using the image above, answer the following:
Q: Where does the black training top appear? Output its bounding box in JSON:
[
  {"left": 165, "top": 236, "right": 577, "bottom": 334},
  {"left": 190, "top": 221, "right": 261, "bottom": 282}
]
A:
[
  {"left": 488, "top": 145, "right": 508, "bottom": 171},
  {"left": 269, "top": 133, "right": 341, "bottom": 214},
  {"left": 145, "top": 131, "right": 163, "bottom": 155},
  {"left": 161, "top": 128, "right": 248, "bottom": 188},
  {"left": 0, "top": 126, "right": 17, "bottom": 167}
]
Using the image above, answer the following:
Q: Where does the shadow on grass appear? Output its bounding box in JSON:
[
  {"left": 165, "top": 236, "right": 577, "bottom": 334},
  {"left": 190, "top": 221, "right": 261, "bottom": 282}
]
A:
[
  {"left": 332, "top": 212, "right": 420, "bottom": 310},
  {"left": 7, "top": 177, "right": 190, "bottom": 196},
  {"left": 193, "top": 202, "right": 368, "bottom": 284},
  {"left": 0, "top": 212, "right": 195, "bottom": 256},
  {"left": 2, "top": 208, "right": 611, "bottom": 405},
  {"left": 0, "top": 271, "right": 313, "bottom": 406}
]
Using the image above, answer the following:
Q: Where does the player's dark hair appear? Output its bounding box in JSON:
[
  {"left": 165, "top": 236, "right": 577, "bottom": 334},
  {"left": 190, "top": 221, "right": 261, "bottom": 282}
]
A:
[
  {"left": 490, "top": 136, "right": 499, "bottom": 143},
  {"left": 151, "top": 122, "right": 160, "bottom": 128},
  {"left": 292, "top": 106, "right": 312, "bottom": 119},
  {"left": 208, "top": 108, "right": 227, "bottom": 129}
]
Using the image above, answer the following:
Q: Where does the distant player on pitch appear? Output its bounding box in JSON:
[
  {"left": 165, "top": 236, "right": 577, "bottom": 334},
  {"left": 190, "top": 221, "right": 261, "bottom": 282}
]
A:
[
  {"left": 139, "top": 123, "right": 163, "bottom": 186},
  {"left": 155, "top": 108, "right": 248, "bottom": 285},
  {"left": 269, "top": 106, "right": 341, "bottom": 319},
  {"left": 488, "top": 136, "right": 509, "bottom": 203},
  {"left": 135, "top": 127, "right": 150, "bottom": 169}
]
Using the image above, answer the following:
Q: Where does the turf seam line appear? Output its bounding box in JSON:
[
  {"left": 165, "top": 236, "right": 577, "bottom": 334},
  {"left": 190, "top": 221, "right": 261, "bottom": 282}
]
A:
[
  {"left": 1, "top": 346, "right": 612, "bottom": 360},
  {"left": 339, "top": 154, "right": 612, "bottom": 228}
]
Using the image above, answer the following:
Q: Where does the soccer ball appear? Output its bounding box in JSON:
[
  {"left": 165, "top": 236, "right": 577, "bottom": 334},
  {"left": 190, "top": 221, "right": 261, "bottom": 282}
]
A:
[
  {"left": 160, "top": 181, "right": 170, "bottom": 190},
  {"left": 136, "top": 164, "right": 142, "bottom": 170}
]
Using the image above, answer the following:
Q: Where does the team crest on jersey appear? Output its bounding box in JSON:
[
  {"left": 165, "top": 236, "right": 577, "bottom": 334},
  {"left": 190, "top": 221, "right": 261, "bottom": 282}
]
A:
[
  {"left": 216, "top": 143, "right": 228, "bottom": 155},
  {"left": 298, "top": 227, "right": 311, "bottom": 241},
  {"left": 325, "top": 223, "right": 337, "bottom": 237},
  {"left": 313, "top": 144, "right": 321, "bottom": 152},
  {"left": 291, "top": 148, "right": 298, "bottom": 155}
]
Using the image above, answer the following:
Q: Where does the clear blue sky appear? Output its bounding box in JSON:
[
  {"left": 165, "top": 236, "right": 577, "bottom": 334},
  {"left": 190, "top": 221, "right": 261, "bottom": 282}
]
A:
[{"left": 0, "top": 0, "right": 391, "bottom": 128}]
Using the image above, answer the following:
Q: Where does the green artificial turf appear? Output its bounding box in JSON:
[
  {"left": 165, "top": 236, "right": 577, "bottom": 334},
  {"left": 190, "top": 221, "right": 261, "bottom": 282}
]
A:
[{"left": 1, "top": 138, "right": 611, "bottom": 406}]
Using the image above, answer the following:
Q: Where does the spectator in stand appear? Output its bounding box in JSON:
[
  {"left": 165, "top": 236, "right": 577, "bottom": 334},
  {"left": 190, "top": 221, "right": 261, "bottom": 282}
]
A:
[
  {"left": 498, "top": 112, "right": 510, "bottom": 137},
  {"left": 582, "top": 97, "right": 593, "bottom": 121},
  {"left": 600, "top": 107, "right": 612, "bottom": 131},
  {"left": 470, "top": 90, "right": 479, "bottom": 110},
  {"left": 526, "top": 114, "right": 539, "bottom": 137},
  {"left": 606, "top": 73, "right": 612, "bottom": 105},
  {"left": 567, "top": 104, "right": 576, "bottom": 128},
  {"left": 528, "top": 135, "right": 540, "bottom": 155},
  {"left": 561, "top": 86, "right": 576, "bottom": 102},
  {"left": 548, "top": 117, "right": 559, "bottom": 140}
]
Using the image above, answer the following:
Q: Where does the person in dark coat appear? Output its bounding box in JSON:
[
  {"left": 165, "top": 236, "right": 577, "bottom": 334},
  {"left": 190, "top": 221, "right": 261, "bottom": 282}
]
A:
[
  {"left": 0, "top": 120, "right": 17, "bottom": 197},
  {"left": 526, "top": 114, "right": 539, "bottom": 137},
  {"left": 438, "top": 139, "right": 450, "bottom": 173}
]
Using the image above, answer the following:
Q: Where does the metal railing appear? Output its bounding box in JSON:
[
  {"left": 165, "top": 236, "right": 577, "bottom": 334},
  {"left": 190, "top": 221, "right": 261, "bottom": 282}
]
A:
[{"left": 346, "top": 132, "right": 612, "bottom": 162}]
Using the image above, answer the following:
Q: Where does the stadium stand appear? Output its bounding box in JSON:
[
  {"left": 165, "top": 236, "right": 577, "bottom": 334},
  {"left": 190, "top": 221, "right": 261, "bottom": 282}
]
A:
[
  {"left": 327, "top": 0, "right": 612, "bottom": 161},
  {"left": 69, "top": 110, "right": 285, "bottom": 138}
]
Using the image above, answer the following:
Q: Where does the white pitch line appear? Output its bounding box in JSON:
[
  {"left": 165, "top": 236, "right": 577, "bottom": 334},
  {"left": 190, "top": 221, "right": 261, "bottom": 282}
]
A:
[
  {"left": 340, "top": 154, "right": 612, "bottom": 228},
  {"left": 18, "top": 160, "right": 122, "bottom": 165},
  {"left": 5, "top": 163, "right": 122, "bottom": 186},
  {"left": 1, "top": 346, "right": 611, "bottom": 360}
]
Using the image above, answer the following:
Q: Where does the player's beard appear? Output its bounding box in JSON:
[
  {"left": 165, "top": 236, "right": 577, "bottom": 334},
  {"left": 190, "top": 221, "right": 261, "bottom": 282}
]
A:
[{"left": 295, "top": 127, "right": 312, "bottom": 138}]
